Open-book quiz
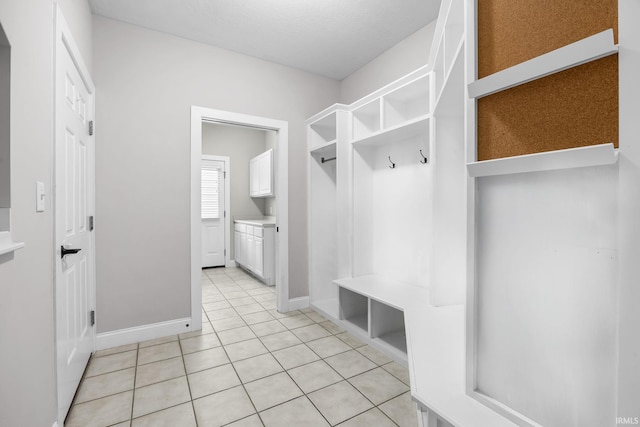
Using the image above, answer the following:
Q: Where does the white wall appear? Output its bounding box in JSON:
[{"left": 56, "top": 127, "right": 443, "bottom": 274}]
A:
[
  {"left": 93, "top": 16, "right": 340, "bottom": 332},
  {"left": 0, "top": 1, "right": 92, "bottom": 426},
  {"left": 202, "top": 123, "right": 270, "bottom": 259},
  {"left": 340, "top": 22, "right": 437, "bottom": 104}
]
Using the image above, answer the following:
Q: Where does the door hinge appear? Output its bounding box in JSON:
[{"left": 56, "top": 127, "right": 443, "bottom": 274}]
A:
[
  {"left": 224, "top": 249, "right": 226, "bottom": 256},
  {"left": 89, "top": 215, "right": 94, "bottom": 231},
  {"left": 224, "top": 210, "right": 226, "bottom": 218},
  {"left": 223, "top": 171, "right": 226, "bottom": 179},
  {"left": 88, "top": 121, "right": 94, "bottom": 136},
  {"left": 90, "top": 310, "right": 95, "bottom": 326}
]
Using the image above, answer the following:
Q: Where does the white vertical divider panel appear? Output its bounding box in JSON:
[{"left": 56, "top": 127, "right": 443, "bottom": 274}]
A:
[
  {"left": 474, "top": 166, "right": 618, "bottom": 427},
  {"left": 617, "top": 0, "right": 640, "bottom": 415},
  {"left": 430, "top": 48, "right": 466, "bottom": 306},
  {"left": 464, "top": 0, "right": 478, "bottom": 405},
  {"left": 351, "top": 144, "right": 374, "bottom": 277},
  {"left": 336, "top": 110, "right": 352, "bottom": 279}
]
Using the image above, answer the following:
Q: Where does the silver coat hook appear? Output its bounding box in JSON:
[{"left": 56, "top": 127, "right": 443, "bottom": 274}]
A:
[
  {"left": 419, "top": 149, "right": 428, "bottom": 164},
  {"left": 388, "top": 156, "right": 395, "bottom": 169}
]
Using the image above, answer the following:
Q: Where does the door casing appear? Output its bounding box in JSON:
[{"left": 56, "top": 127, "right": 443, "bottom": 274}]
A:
[{"left": 191, "top": 106, "right": 290, "bottom": 327}]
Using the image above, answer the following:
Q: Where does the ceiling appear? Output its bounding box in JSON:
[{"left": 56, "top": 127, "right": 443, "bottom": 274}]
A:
[{"left": 88, "top": 0, "right": 441, "bottom": 80}]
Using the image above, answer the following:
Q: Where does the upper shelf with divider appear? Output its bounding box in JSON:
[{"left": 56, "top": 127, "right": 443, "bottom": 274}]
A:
[
  {"left": 308, "top": 104, "right": 348, "bottom": 152},
  {"left": 468, "top": 30, "right": 618, "bottom": 99},
  {"left": 351, "top": 73, "right": 432, "bottom": 147}
]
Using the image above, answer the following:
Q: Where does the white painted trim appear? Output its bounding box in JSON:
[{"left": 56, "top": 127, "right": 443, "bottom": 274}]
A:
[
  {"left": 191, "top": 106, "right": 290, "bottom": 315},
  {"left": 95, "top": 317, "right": 192, "bottom": 351},
  {"left": 466, "top": 143, "right": 619, "bottom": 177},
  {"left": 52, "top": 422, "right": 58, "bottom": 427},
  {"left": 202, "top": 154, "right": 231, "bottom": 267},
  {"left": 287, "top": 296, "right": 310, "bottom": 311},
  {"left": 468, "top": 30, "right": 618, "bottom": 99}
]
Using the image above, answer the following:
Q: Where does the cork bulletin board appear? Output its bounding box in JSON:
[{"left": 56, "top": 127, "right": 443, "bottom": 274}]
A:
[{"left": 477, "top": 0, "right": 619, "bottom": 160}]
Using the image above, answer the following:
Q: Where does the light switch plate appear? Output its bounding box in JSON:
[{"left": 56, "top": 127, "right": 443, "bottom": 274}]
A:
[{"left": 36, "top": 181, "right": 45, "bottom": 212}]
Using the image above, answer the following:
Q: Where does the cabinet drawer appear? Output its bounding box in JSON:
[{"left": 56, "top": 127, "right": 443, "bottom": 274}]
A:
[{"left": 253, "top": 226, "right": 264, "bottom": 238}]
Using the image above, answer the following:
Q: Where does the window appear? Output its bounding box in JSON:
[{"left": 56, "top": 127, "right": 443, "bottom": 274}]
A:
[{"left": 201, "top": 166, "right": 220, "bottom": 219}]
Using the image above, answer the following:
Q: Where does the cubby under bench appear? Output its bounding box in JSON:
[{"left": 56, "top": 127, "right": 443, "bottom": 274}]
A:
[
  {"left": 335, "top": 275, "right": 415, "bottom": 365},
  {"left": 327, "top": 275, "right": 514, "bottom": 427}
]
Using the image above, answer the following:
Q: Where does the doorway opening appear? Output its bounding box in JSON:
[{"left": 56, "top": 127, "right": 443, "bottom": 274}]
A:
[{"left": 191, "top": 107, "right": 290, "bottom": 330}]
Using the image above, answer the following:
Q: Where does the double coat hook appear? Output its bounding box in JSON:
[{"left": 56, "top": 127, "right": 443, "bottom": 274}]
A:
[
  {"left": 386, "top": 151, "right": 427, "bottom": 169},
  {"left": 420, "top": 150, "right": 428, "bottom": 164}
]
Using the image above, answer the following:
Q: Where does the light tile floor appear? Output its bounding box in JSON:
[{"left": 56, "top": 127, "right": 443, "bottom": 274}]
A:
[{"left": 66, "top": 267, "right": 418, "bottom": 427}]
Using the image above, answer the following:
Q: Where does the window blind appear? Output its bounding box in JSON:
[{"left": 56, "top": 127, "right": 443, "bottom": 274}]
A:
[{"left": 201, "top": 166, "right": 220, "bottom": 219}]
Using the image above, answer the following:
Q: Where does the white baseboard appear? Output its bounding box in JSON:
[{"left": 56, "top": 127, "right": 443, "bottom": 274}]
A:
[
  {"left": 226, "top": 260, "right": 237, "bottom": 268},
  {"left": 96, "top": 317, "right": 192, "bottom": 350},
  {"left": 287, "top": 296, "right": 310, "bottom": 311},
  {"left": 52, "top": 422, "right": 58, "bottom": 427}
]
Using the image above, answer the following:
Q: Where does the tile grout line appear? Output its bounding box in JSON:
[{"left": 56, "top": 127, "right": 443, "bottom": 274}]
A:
[
  {"left": 177, "top": 333, "right": 200, "bottom": 427},
  {"left": 128, "top": 342, "right": 140, "bottom": 424},
  {"left": 214, "top": 274, "right": 266, "bottom": 426}
]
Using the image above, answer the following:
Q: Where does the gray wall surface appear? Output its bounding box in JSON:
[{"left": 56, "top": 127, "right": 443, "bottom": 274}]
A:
[
  {"left": 0, "top": 1, "right": 92, "bottom": 426},
  {"left": 202, "top": 123, "right": 270, "bottom": 259},
  {"left": 93, "top": 16, "right": 340, "bottom": 332},
  {"left": 340, "top": 21, "right": 437, "bottom": 104}
]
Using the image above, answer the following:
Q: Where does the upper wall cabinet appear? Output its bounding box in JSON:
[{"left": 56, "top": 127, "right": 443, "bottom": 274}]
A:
[{"left": 249, "top": 149, "right": 274, "bottom": 198}]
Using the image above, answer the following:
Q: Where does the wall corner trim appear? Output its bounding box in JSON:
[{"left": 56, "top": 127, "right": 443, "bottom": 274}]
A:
[{"left": 95, "top": 317, "right": 192, "bottom": 350}]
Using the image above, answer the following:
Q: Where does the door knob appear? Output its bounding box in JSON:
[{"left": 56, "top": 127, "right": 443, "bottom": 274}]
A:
[{"left": 61, "top": 245, "right": 82, "bottom": 259}]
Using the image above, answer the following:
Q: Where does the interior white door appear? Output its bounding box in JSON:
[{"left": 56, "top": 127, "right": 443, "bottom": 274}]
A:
[
  {"left": 201, "top": 158, "right": 225, "bottom": 267},
  {"left": 55, "top": 9, "right": 96, "bottom": 423}
]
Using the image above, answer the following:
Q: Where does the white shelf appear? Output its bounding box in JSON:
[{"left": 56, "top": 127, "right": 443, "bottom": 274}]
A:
[
  {"left": 466, "top": 143, "right": 618, "bottom": 178},
  {"left": 383, "top": 75, "right": 430, "bottom": 129},
  {"left": 0, "top": 232, "right": 25, "bottom": 256},
  {"left": 351, "top": 115, "right": 430, "bottom": 148},
  {"left": 468, "top": 30, "right": 618, "bottom": 99},
  {"left": 335, "top": 275, "right": 425, "bottom": 311},
  {"left": 309, "top": 140, "right": 337, "bottom": 158},
  {"left": 352, "top": 99, "right": 382, "bottom": 140},
  {"left": 307, "top": 103, "right": 348, "bottom": 152}
]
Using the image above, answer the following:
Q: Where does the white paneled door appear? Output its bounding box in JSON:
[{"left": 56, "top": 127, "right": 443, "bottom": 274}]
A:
[
  {"left": 201, "top": 158, "right": 226, "bottom": 267},
  {"left": 54, "top": 8, "right": 96, "bottom": 424}
]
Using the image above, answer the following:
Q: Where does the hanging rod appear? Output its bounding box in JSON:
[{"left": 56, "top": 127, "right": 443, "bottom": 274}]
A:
[{"left": 321, "top": 156, "right": 336, "bottom": 163}]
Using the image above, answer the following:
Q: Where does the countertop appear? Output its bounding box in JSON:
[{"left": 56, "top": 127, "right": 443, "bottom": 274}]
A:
[{"left": 234, "top": 218, "right": 276, "bottom": 227}]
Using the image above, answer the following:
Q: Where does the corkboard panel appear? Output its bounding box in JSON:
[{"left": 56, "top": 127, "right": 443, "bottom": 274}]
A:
[
  {"left": 478, "top": 0, "right": 618, "bottom": 78},
  {"left": 477, "top": 55, "right": 618, "bottom": 161}
]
